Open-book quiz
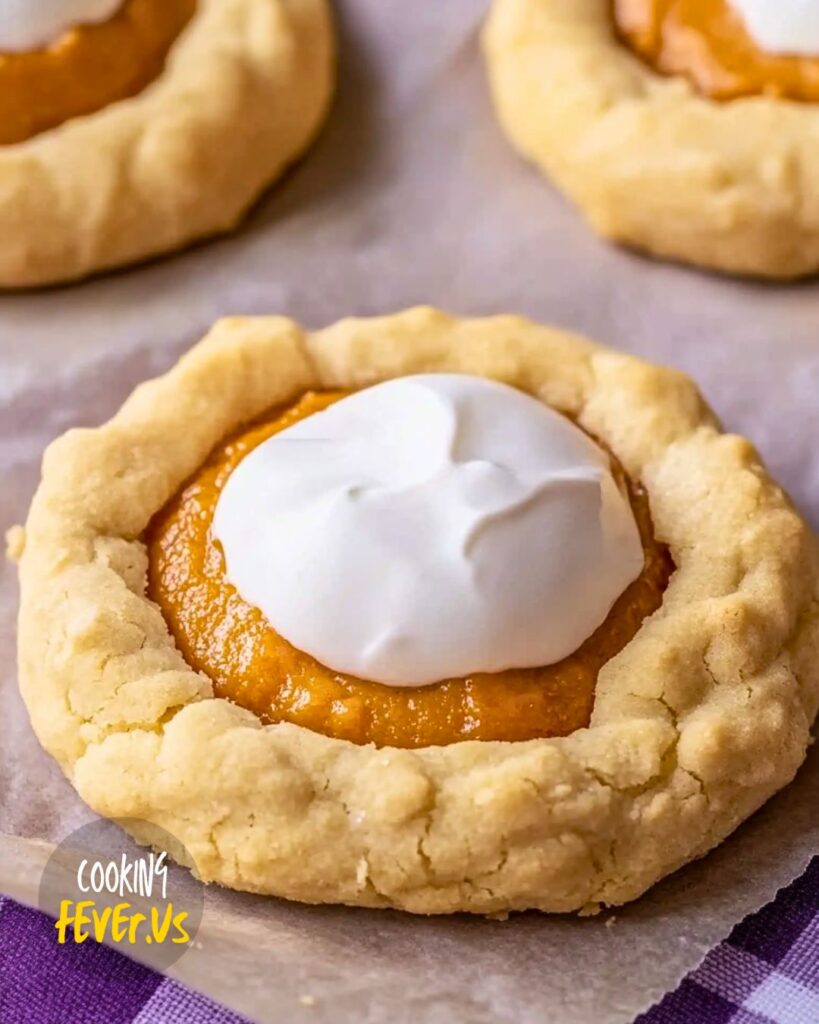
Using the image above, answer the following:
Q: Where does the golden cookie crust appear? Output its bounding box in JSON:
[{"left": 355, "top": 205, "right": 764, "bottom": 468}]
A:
[
  {"left": 0, "top": 0, "right": 334, "bottom": 289},
  {"left": 483, "top": 0, "right": 819, "bottom": 279},
  {"left": 15, "top": 308, "right": 819, "bottom": 914}
]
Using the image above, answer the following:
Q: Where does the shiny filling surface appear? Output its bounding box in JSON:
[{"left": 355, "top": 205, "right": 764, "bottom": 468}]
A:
[
  {"left": 147, "top": 391, "right": 673, "bottom": 749},
  {"left": 613, "top": 0, "right": 819, "bottom": 101},
  {"left": 0, "top": 0, "right": 195, "bottom": 146}
]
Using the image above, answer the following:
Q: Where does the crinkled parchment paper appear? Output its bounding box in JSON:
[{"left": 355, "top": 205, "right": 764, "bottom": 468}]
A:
[{"left": 1, "top": 2, "right": 818, "bottom": 1021}]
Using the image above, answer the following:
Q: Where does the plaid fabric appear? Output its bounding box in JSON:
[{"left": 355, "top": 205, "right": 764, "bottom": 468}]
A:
[
  {"left": 639, "top": 858, "right": 819, "bottom": 1024},
  {"left": 1, "top": 859, "right": 817, "bottom": 1024},
  {"left": 0, "top": 896, "right": 248, "bottom": 1024}
]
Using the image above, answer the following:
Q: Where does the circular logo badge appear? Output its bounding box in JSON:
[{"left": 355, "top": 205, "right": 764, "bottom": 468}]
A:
[{"left": 38, "top": 818, "right": 204, "bottom": 972}]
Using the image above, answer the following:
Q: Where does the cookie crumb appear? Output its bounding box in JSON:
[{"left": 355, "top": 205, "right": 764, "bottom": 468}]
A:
[
  {"left": 579, "top": 901, "right": 603, "bottom": 918},
  {"left": 299, "top": 995, "right": 316, "bottom": 1007},
  {"left": 605, "top": 914, "right": 617, "bottom": 928},
  {"left": 485, "top": 910, "right": 509, "bottom": 922},
  {"left": 5, "top": 525, "right": 25, "bottom": 562}
]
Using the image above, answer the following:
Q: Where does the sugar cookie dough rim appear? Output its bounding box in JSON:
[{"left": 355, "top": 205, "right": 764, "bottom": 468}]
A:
[
  {"left": 0, "top": 0, "right": 334, "bottom": 288},
  {"left": 16, "top": 308, "right": 819, "bottom": 914},
  {"left": 483, "top": 0, "right": 819, "bottom": 279}
]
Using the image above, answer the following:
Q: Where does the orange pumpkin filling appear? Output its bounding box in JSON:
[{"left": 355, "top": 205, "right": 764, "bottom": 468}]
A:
[
  {"left": 146, "top": 391, "right": 673, "bottom": 749},
  {"left": 613, "top": 0, "right": 819, "bottom": 101},
  {"left": 0, "top": 0, "right": 195, "bottom": 146}
]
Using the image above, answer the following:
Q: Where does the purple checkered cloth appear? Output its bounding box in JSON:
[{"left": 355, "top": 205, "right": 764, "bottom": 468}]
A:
[
  {"left": 638, "top": 858, "right": 819, "bottom": 1024},
  {"left": 2, "top": 859, "right": 817, "bottom": 1024}
]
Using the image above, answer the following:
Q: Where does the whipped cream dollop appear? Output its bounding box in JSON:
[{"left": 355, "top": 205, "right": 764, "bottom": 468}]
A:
[
  {"left": 0, "top": 0, "right": 122, "bottom": 52},
  {"left": 213, "top": 374, "right": 645, "bottom": 687},
  {"left": 730, "top": 0, "right": 819, "bottom": 57}
]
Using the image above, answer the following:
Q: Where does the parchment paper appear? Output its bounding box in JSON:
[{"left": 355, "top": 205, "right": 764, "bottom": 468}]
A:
[{"left": 1, "top": 2, "right": 818, "bottom": 1021}]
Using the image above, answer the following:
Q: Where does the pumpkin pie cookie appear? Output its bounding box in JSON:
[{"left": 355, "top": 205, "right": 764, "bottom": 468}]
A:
[
  {"left": 14, "top": 309, "right": 819, "bottom": 914},
  {"left": 0, "top": 0, "right": 334, "bottom": 288},
  {"left": 483, "top": 0, "right": 819, "bottom": 278}
]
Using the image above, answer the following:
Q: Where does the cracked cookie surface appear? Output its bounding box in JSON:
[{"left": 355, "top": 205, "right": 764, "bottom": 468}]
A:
[
  {"left": 484, "top": 0, "right": 819, "bottom": 278},
  {"left": 15, "top": 308, "right": 819, "bottom": 914}
]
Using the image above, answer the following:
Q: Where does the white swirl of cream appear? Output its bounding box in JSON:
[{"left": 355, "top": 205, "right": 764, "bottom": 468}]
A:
[
  {"left": 730, "top": 0, "right": 819, "bottom": 57},
  {"left": 0, "top": 0, "right": 122, "bottom": 52},
  {"left": 213, "top": 374, "right": 646, "bottom": 687}
]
